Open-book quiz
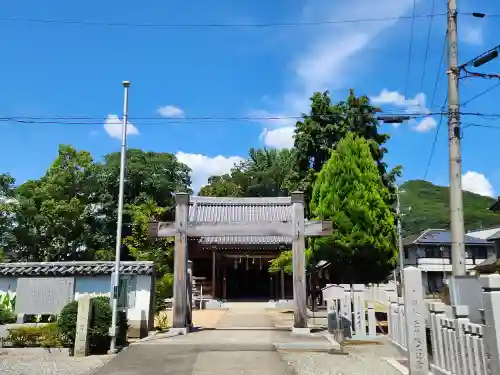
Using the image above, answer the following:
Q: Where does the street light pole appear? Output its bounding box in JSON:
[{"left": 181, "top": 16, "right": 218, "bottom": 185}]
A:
[{"left": 110, "top": 80, "right": 131, "bottom": 353}]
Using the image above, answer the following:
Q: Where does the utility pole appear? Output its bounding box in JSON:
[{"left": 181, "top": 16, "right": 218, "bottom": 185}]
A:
[
  {"left": 446, "top": 0, "right": 466, "bottom": 276},
  {"left": 396, "top": 185, "right": 405, "bottom": 288},
  {"left": 110, "top": 80, "right": 131, "bottom": 353}
]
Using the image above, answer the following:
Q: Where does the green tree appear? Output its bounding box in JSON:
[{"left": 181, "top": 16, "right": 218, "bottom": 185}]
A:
[
  {"left": 200, "top": 148, "right": 294, "bottom": 197},
  {"left": 13, "top": 145, "right": 99, "bottom": 261},
  {"left": 291, "top": 90, "right": 401, "bottom": 216},
  {"left": 94, "top": 149, "right": 192, "bottom": 254},
  {"left": 310, "top": 133, "right": 397, "bottom": 283},
  {"left": 0, "top": 174, "right": 17, "bottom": 260},
  {"left": 122, "top": 199, "right": 175, "bottom": 312}
]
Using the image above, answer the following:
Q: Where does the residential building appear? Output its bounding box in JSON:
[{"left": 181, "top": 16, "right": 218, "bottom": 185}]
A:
[{"left": 401, "top": 229, "right": 494, "bottom": 294}]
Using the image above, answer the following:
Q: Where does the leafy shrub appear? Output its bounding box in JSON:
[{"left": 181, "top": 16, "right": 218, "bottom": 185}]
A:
[
  {"left": 155, "top": 273, "right": 173, "bottom": 313},
  {"left": 154, "top": 311, "right": 170, "bottom": 331},
  {"left": 0, "top": 306, "right": 16, "bottom": 325},
  {"left": 5, "top": 323, "right": 62, "bottom": 347},
  {"left": 0, "top": 291, "right": 16, "bottom": 312},
  {"left": 58, "top": 296, "right": 128, "bottom": 354}
]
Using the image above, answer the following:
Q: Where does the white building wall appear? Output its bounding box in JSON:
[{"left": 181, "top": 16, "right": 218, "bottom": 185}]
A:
[{"left": 0, "top": 274, "right": 153, "bottom": 338}]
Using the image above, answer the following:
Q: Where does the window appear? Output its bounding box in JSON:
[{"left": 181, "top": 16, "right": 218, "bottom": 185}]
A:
[
  {"left": 424, "top": 246, "right": 450, "bottom": 258},
  {"left": 404, "top": 248, "right": 409, "bottom": 259}
]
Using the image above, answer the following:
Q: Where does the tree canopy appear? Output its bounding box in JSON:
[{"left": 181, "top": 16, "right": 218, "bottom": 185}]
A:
[{"left": 310, "top": 133, "right": 397, "bottom": 283}]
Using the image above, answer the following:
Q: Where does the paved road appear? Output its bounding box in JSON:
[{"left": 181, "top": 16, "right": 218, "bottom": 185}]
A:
[{"left": 93, "top": 303, "right": 295, "bottom": 375}]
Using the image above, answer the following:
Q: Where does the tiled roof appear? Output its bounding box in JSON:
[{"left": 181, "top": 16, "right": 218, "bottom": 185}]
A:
[
  {"left": 403, "top": 229, "right": 491, "bottom": 246},
  {"left": 0, "top": 261, "right": 154, "bottom": 277},
  {"left": 189, "top": 196, "right": 292, "bottom": 246}
]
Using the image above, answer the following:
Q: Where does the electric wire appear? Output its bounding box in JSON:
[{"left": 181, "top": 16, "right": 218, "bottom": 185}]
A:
[
  {"left": 461, "top": 82, "right": 500, "bottom": 107},
  {"left": 419, "top": 0, "right": 436, "bottom": 92},
  {"left": 403, "top": 0, "right": 418, "bottom": 98},
  {"left": 0, "top": 13, "right": 446, "bottom": 28}
]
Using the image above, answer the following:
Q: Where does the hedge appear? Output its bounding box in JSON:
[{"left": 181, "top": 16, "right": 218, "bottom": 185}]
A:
[
  {"left": 5, "top": 323, "right": 62, "bottom": 347},
  {"left": 58, "top": 296, "right": 128, "bottom": 354}
]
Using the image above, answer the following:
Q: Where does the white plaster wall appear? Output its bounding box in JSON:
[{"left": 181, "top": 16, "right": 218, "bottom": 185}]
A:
[
  {"left": 1, "top": 275, "right": 153, "bottom": 334},
  {"left": 74, "top": 275, "right": 152, "bottom": 329}
]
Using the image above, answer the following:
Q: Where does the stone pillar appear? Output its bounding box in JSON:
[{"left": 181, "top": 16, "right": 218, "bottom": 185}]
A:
[
  {"left": 403, "top": 267, "right": 429, "bottom": 375},
  {"left": 172, "top": 192, "right": 189, "bottom": 332},
  {"left": 367, "top": 302, "right": 376, "bottom": 337},
  {"left": 291, "top": 191, "right": 308, "bottom": 333},
  {"left": 352, "top": 284, "right": 366, "bottom": 337},
  {"left": 428, "top": 302, "right": 447, "bottom": 370},
  {"left": 74, "top": 294, "right": 92, "bottom": 357},
  {"left": 480, "top": 274, "right": 500, "bottom": 375}
]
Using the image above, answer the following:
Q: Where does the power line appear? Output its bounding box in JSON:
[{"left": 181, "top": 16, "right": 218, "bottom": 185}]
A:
[
  {"left": 463, "top": 122, "right": 500, "bottom": 129},
  {"left": 428, "top": 31, "right": 447, "bottom": 109},
  {"left": 423, "top": 95, "right": 447, "bottom": 180},
  {"left": 2, "top": 110, "right": 500, "bottom": 124},
  {"left": 419, "top": 0, "right": 436, "bottom": 92},
  {"left": 461, "top": 82, "right": 500, "bottom": 107},
  {"left": 0, "top": 13, "right": 446, "bottom": 28},
  {"left": 403, "top": 0, "right": 418, "bottom": 98}
]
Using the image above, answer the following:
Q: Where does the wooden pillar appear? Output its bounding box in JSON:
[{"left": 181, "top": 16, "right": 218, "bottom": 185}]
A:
[
  {"left": 186, "top": 260, "right": 193, "bottom": 327},
  {"left": 172, "top": 192, "right": 189, "bottom": 330},
  {"left": 269, "top": 275, "right": 273, "bottom": 300},
  {"left": 280, "top": 269, "right": 285, "bottom": 299},
  {"left": 291, "top": 191, "right": 307, "bottom": 331},
  {"left": 223, "top": 266, "right": 227, "bottom": 301},
  {"left": 212, "top": 250, "right": 216, "bottom": 299}
]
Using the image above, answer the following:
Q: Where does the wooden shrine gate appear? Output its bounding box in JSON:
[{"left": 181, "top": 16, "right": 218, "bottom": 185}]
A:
[{"left": 148, "top": 191, "right": 332, "bottom": 333}]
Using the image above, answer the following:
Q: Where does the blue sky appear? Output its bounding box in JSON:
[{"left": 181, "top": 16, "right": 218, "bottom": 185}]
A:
[{"left": 1, "top": 0, "right": 500, "bottom": 196}]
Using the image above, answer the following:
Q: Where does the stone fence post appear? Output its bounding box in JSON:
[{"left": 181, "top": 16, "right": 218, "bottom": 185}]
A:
[
  {"left": 480, "top": 274, "right": 500, "bottom": 375},
  {"left": 403, "top": 267, "right": 429, "bottom": 375},
  {"left": 74, "top": 294, "right": 92, "bottom": 357}
]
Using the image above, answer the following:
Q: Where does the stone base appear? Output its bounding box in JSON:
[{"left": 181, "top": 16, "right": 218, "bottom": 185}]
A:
[
  {"left": 275, "top": 300, "right": 294, "bottom": 309},
  {"left": 169, "top": 327, "right": 189, "bottom": 335},
  {"left": 127, "top": 320, "right": 150, "bottom": 339},
  {"left": 291, "top": 327, "right": 311, "bottom": 336},
  {"left": 204, "top": 300, "right": 224, "bottom": 309}
]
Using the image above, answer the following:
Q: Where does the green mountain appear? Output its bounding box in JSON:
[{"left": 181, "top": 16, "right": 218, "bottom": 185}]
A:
[{"left": 399, "top": 180, "right": 500, "bottom": 237}]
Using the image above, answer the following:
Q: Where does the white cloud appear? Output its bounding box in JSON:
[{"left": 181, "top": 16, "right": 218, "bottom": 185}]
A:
[
  {"left": 462, "top": 25, "right": 483, "bottom": 46},
  {"left": 157, "top": 105, "right": 185, "bottom": 118},
  {"left": 371, "top": 89, "right": 436, "bottom": 132},
  {"left": 462, "top": 171, "right": 494, "bottom": 197},
  {"left": 414, "top": 117, "right": 437, "bottom": 132},
  {"left": 260, "top": 127, "right": 295, "bottom": 149},
  {"left": 254, "top": 0, "right": 416, "bottom": 147},
  {"left": 175, "top": 152, "right": 244, "bottom": 193},
  {"left": 103, "top": 114, "right": 139, "bottom": 140}
]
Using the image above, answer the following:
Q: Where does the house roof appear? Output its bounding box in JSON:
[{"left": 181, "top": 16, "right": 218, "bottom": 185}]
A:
[
  {"left": 467, "top": 227, "right": 500, "bottom": 240},
  {"left": 488, "top": 230, "right": 500, "bottom": 241},
  {"left": 189, "top": 196, "right": 292, "bottom": 246},
  {"left": 490, "top": 197, "right": 500, "bottom": 212},
  {"left": 403, "top": 229, "right": 491, "bottom": 246},
  {"left": 0, "top": 261, "right": 155, "bottom": 277}
]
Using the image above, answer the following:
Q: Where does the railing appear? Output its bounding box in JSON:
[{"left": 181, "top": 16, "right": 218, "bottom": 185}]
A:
[
  {"left": 428, "top": 303, "right": 488, "bottom": 375},
  {"left": 387, "top": 268, "right": 500, "bottom": 375}
]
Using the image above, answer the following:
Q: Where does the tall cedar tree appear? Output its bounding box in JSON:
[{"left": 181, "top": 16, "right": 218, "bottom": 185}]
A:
[
  {"left": 310, "top": 133, "right": 398, "bottom": 283},
  {"left": 291, "top": 90, "right": 401, "bottom": 217}
]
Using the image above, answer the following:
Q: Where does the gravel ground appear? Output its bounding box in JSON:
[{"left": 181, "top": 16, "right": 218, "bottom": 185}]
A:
[
  {"left": 0, "top": 349, "right": 112, "bottom": 375},
  {"left": 279, "top": 340, "right": 403, "bottom": 375}
]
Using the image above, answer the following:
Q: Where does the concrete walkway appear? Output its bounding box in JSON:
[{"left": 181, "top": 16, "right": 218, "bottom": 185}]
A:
[{"left": 93, "top": 303, "right": 306, "bottom": 375}]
